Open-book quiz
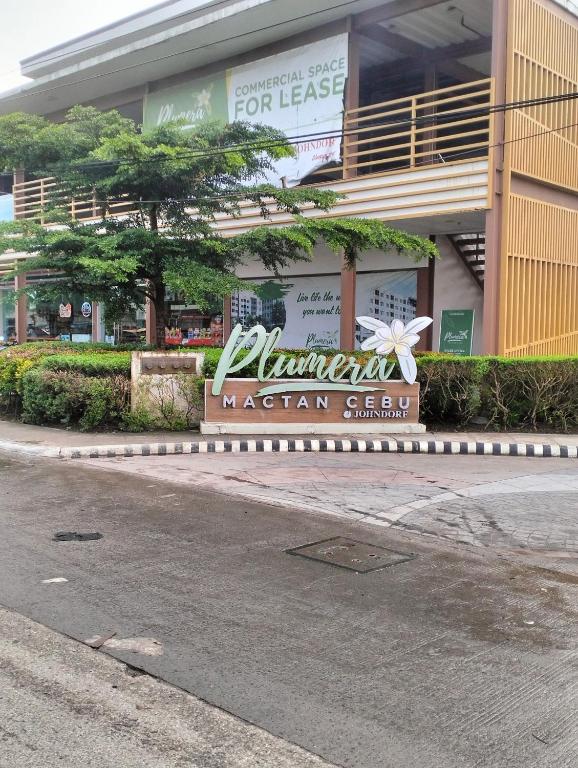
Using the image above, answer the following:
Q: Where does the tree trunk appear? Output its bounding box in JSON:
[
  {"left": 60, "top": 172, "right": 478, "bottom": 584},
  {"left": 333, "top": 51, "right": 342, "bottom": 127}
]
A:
[
  {"left": 147, "top": 205, "right": 166, "bottom": 348},
  {"left": 153, "top": 280, "right": 166, "bottom": 350}
]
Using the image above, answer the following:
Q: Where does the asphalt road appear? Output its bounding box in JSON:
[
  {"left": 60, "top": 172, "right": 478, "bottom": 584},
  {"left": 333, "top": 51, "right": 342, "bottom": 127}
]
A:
[
  {"left": 0, "top": 606, "right": 335, "bottom": 768},
  {"left": 0, "top": 451, "right": 577, "bottom": 768}
]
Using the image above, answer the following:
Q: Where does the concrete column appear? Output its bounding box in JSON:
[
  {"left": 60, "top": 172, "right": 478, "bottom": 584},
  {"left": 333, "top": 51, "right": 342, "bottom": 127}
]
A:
[
  {"left": 416, "top": 247, "right": 436, "bottom": 351},
  {"left": 339, "top": 253, "right": 356, "bottom": 350},
  {"left": 483, "top": 0, "right": 509, "bottom": 354},
  {"left": 223, "top": 295, "right": 232, "bottom": 344},
  {"left": 14, "top": 269, "right": 27, "bottom": 344},
  {"left": 343, "top": 20, "right": 360, "bottom": 179},
  {"left": 91, "top": 303, "right": 104, "bottom": 342}
]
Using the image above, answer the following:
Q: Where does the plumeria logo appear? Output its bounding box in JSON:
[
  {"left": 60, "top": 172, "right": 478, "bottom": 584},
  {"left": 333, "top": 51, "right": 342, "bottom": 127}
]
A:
[{"left": 356, "top": 316, "right": 433, "bottom": 385}]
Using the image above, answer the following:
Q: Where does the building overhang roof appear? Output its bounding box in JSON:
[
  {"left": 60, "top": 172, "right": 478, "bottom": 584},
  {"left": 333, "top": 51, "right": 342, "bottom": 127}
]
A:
[{"left": 0, "top": 0, "right": 384, "bottom": 115}]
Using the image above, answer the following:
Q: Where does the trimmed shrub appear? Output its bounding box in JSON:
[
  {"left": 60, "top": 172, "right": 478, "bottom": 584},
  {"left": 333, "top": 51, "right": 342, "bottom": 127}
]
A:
[
  {"left": 0, "top": 342, "right": 134, "bottom": 415},
  {"left": 21, "top": 368, "right": 130, "bottom": 431},
  {"left": 0, "top": 357, "right": 36, "bottom": 413},
  {"left": 40, "top": 353, "right": 132, "bottom": 377},
  {"left": 485, "top": 357, "right": 578, "bottom": 431},
  {"left": 201, "top": 347, "right": 578, "bottom": 430},
  {"left": 6, "top": 341, "right": 578, "bottom": 432},
  {"left": 416, "top": 354, "right": 489, "bottom": 426}
]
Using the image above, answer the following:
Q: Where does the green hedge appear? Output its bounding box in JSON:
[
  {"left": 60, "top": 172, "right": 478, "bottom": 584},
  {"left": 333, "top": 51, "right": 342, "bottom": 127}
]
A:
[
  {"left": 484, "top": 357, "right": 578, "bottom": 430},
  {"left": 0, "top": 343, "right": 134, "bottom": 426},
  {"left": 3, "top": 342, "right": 578, "bottom": 432},
  {"left": 202, "top": 349, "right": 578, "bottom": 431},
  {"left": 40, "top": 352, "right": 132, "bottom": 377},
  {"left": 21, "top": 368, "right": 130, "bottom": 431}
]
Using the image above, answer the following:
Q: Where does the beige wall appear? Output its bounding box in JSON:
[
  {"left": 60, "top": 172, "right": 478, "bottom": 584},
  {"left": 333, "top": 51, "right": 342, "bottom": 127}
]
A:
[
  {"left": 235, "top": 244, "right": 426, "bottom": 280},
  {"left": 432, "top": 236, "right": 484, "bottom": 354}
]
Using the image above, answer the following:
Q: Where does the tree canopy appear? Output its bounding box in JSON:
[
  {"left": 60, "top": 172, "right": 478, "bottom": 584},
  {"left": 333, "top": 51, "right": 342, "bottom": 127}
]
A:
[{"left": 0, "top": 107, "right": 438, "bottom": 345}]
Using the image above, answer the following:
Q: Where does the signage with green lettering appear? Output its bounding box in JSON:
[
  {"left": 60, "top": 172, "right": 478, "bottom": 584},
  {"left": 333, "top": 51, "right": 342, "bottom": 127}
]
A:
[
  {"left": 212, "top": 315, "right": 433, "bottom": 396},
  {"left": 144, "top": 73, "right": 228, "bottom": 130},
  {"left": 142, "top": 35, "right": 348, "bottom": 184},
  {"left": 439, "top": 310, "right": 475, "bottom": 356}
]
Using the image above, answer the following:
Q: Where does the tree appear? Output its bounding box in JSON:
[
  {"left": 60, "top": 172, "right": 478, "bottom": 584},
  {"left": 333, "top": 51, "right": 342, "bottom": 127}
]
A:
[{"left": 0, "top": 107, "right": 438, "bottom": 346}]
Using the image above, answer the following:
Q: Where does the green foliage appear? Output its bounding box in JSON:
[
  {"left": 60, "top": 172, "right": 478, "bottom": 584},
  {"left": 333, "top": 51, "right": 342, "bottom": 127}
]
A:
[
  {"left": 415, "top": 354, "right": 489, "bottom": 426},
  {"left": 202, "top": 348, "right": 578, "bottom": 431},
  {"left": 20, "top": 368, "right": 130, "bottom": 431},
  {"left": 0, "top": 106, "right": 437, "bottom": 345},
  {"left": 484, "top": 357, "right": 578, "bottom": 430},
  {"left": 163, "top": 260, "right": 250, "bottom": 312},
  {"left": 121, "top": 406, "right": 155, "bottom": 433},
  {"left": 0, "top": 107, "right": 134, "bottom": 175},
  {"left": 40, "top": 352, "right": 132, "bottom": 376},
  {"left": 0, "top": 340, "right": 147, "bottom": 357},
  {"left": 4, "top": 340, "right": 578, "bottom": 432},
  {"left": 0, "top": 357, "right": 36, "bottom": 412},
  {"left": 0, "top": 342, "right": 136, "bottom": 414}
]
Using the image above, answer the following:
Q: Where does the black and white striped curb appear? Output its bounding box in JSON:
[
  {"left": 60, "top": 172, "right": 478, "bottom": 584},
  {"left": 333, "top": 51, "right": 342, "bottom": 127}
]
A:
[{"left": 7, "top": 437, "right": 576, "bottom": 460}]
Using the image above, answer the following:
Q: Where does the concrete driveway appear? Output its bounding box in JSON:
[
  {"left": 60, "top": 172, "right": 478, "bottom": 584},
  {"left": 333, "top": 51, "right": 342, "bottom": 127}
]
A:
[{"left": 0, "top": 450, "right": 576, "bottom": 768}]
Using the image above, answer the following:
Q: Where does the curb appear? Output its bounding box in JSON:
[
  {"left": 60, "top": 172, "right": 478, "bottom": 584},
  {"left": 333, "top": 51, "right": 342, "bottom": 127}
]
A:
[{"left": 3, "top": 437, "right": 577, "bottom": 460}]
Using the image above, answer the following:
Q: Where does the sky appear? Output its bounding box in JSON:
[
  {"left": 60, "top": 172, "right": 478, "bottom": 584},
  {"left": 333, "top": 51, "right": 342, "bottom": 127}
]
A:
[{"left": 0, "top": 0, "right": 162, "bottom": 93}]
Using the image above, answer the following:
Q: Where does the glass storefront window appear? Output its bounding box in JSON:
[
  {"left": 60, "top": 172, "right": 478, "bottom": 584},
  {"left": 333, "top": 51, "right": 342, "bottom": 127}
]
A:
[
  {"left": 26, "top": 291, "right": 93, "bottom": 342},
  {"left": 0, "top": 285, "right": 15, "bottom": 343},
  {"left": 164, "top": 292, "right": 223, "bottom": 347},
  {"left": 105, "top": 307, "right": 146, "bottom": 346}
]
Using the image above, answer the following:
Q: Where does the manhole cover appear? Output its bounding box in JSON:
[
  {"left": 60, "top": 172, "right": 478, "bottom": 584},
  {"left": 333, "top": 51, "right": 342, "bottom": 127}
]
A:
[{"left": 286, "top": 537, "right": 415, "bottom": 573}]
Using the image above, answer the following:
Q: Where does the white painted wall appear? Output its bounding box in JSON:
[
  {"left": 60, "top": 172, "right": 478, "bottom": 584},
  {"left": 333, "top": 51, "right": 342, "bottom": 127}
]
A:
[
  {"left": 432, "top": 236, "right": 484, "bottom": 354},
  {"left": 237, "top": 238, "right": 488, "bottom": 355},
  {"left": 235, "top": 243, "right": 427, "bottom": 279}
]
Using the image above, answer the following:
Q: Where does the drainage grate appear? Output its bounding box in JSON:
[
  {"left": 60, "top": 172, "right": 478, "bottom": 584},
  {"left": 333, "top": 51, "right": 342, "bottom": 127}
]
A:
[{"left": 286, "top": 537, "right": 415, "bottom": 573}]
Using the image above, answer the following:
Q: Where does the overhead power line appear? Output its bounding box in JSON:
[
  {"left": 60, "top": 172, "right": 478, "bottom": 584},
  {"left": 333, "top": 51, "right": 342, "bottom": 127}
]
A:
[
  {"left": 30, "top": 116, "right": 578, "bottom": 206},
  {"left": 47, "top": 89, "right": 578, "bottom": 172}
]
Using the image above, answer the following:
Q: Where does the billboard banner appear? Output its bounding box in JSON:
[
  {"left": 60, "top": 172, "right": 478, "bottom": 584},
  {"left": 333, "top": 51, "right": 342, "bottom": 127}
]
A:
[
  {"left": 144, "top": 73, "right": 228, "bottom": 129},
  {"left": 143, "top": 34, "right": 348, "bottom": 185},
  {"left": 355, "top": 271, "right": 418, "bottom": 350},
  {"left": 231, "top": 269, "right": 419, "bottom": 351},
  {"left": 232, "top": 277, "right": 341, "bottom": 351}
]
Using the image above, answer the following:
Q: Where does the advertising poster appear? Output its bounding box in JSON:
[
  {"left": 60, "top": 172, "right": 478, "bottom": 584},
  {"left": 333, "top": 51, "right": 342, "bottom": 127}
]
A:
[
  {"left": 232, "top": 270, "right": 418, "bottom": 351},
  {"left": 232, "top": 276, "right": 341, "bottom": 350},
  {"left": 355, "top": 271, "right": 418, "bottom": 349},
  {"left": 439, "top": 309, "right": 475, "bottom": 355},
  {"left": 143, "top": 35, "right": 348, "bottom": 185}
]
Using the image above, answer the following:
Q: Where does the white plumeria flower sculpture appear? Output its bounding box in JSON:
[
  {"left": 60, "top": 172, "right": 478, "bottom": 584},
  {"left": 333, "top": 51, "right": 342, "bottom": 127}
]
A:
[{"left": 356, "top": 316, "right": 433, "bottom": 385}]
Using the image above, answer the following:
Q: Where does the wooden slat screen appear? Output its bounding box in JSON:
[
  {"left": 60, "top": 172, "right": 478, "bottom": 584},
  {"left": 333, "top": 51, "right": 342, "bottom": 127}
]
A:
[{"left": 500, "top": 0, "right": 578, "bottom": 356}]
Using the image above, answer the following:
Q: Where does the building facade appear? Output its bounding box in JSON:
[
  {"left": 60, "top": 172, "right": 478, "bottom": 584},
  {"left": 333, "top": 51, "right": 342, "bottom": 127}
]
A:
[{"left": 0, "top": 0, "right": 576, "bottom": 355}]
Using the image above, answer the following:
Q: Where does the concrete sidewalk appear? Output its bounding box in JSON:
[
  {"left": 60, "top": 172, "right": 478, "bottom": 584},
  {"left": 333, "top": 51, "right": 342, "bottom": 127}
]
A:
[{"left": 1, "top": 418, "right": 578, "bottom": 460}]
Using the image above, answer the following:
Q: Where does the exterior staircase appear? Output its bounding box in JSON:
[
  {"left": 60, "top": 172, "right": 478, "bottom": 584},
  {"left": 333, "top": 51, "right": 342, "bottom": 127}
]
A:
[{"left": 448, "top": 233, "right": 485, "bottom": 290}]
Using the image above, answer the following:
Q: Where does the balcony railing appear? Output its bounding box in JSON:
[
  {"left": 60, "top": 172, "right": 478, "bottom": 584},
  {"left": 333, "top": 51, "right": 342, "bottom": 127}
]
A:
[
  {"left": 338, "top": 78, "right": 494, "bottom": 178},
  {"left": 12, "top": 177, "right": 134, "bottom": 224},
  {"left": 12, "top": 77, "right": 494, "bottom": 223}
]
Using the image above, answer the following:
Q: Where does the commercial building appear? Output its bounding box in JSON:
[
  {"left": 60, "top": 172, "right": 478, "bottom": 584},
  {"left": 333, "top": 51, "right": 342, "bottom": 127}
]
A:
[{"left": 0, "top": 0, "right": 577, "bottom": 355}]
